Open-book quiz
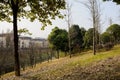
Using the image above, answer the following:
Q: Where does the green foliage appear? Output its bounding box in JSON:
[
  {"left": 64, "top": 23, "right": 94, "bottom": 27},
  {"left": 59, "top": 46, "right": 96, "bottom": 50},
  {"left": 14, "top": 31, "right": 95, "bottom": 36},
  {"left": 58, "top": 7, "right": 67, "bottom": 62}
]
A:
[
  {"left": 18, "top": 28, "right": 32, "bottom": 36},
  {"left": 80, "top": 27, "right": 86, "bottom": 48},
  {"left": 106, "top": 24, "right": 120, "bottom": 44},
  {"left": 0, "top": 0, "right": 66, "bottom": 29},
  {"left": 83, "top": 28, "right": 93, "bottom": 48},
  {"left": 83, "top": 28, "right": 100, "bottom": 49},
  {"left": 48, "top": 27, "right": 68, "bottom": 52},
  {"left": 69, "top": 25, "right": 83, "bottom": 53},
  {"left": 80, "top": 27, "right": 86, "bottom": 38},
  {"left": 0, "top": 5, "right": 11, "bottom": 22},
  {"left": 0, "top": 0, "right": 66, "bottom": 76},
  {"left": 101, "top": 32, "right": 111, "bottom": 44}
]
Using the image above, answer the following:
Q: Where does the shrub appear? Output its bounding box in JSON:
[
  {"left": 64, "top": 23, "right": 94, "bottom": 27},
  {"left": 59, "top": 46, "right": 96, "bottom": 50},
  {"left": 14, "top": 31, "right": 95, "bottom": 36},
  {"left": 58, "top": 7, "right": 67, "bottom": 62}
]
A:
[
  {"left": 104, "top": 42, "right": 114, "bottom": 51},
  {"left": 96, "top": 44, "right": 103, "bottom": 50}
]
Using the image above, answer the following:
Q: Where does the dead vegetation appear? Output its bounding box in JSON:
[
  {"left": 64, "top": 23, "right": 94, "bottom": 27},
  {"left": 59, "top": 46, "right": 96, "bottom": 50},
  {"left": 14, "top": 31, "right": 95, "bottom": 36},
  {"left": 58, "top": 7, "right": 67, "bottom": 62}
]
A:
[{"left": 1, "top": 45, "right": 120, "bottom": 80}]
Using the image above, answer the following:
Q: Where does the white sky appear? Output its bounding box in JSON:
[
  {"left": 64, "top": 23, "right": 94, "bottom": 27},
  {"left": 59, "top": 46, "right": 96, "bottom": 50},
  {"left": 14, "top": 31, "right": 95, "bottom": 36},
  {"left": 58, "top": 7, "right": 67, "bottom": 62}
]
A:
[{"left": 0, "top": 0, "right": 120, "bottom": 39}]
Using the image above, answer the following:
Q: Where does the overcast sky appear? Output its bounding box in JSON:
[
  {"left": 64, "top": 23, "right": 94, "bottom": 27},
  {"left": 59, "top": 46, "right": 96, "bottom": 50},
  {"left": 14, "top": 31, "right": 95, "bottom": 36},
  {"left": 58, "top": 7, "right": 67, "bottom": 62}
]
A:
[{"left": 0, "top": 0, "right": 120, "bottom": 39}]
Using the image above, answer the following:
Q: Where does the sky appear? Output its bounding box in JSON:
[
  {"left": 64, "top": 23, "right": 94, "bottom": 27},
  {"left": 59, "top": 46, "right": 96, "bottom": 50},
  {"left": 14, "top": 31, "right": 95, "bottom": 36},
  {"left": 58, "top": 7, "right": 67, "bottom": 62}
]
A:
[{"left": 0, "top": 0, "right": 120, "bottom": 39}]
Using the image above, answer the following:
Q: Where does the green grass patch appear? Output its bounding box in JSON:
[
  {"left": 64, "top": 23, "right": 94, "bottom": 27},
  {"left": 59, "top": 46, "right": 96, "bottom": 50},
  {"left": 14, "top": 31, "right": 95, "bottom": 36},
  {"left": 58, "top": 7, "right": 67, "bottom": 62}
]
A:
[
  {"left": 68, "top": 45, "right": 120, "bottom": 66},
  {"left": 32, "top": 45, "right": 120, "bottom": 79},
  {"left": 2, "top": 45, "right": 120, "bottom": 80}
]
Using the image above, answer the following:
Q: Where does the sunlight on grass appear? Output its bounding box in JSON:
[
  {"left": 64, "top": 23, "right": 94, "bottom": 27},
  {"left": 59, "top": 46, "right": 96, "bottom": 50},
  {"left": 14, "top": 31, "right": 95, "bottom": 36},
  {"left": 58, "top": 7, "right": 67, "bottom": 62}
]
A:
[
  {"left": 1, "top": 72, "right": 14, "bottom": 78},
  {"left": 1, "top": 45, "right": 120, "bottom": 80},
  {"left": 68, "top": 45, "right": 120, "bottom": 66},
  {"left": 33, "top": 45, "right": 120, "bottom": 79}
]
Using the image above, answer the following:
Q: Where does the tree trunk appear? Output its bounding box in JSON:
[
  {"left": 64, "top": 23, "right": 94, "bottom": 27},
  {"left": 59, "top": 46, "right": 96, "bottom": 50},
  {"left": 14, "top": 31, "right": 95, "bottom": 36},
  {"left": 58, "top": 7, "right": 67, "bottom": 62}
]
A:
[
  {"left": 68, "top": 30, "right": 71, "bottom": 58},
  {"left": 47, "top": 52, "right": 49, "bottom": 62},
  {"left": 93, "top": 27, "right": 96, "bottom": 55},
  {"left": 66, "top": 3, "right": 72, "bottom": 58},
  {"left": 93, "top": 0, "right": 96, "bottom": 55},
  {"left": 13, "top": 11, "right": 20, "bottom": 76},
  {"left": 50, "top": 50, "right": 53, "bottom": 60},
  {"left": 57, "top": 50, "right": 59, "bottom": 59},
  {"left": 12, "top": 0, "right": 20, "bottom": 76}
]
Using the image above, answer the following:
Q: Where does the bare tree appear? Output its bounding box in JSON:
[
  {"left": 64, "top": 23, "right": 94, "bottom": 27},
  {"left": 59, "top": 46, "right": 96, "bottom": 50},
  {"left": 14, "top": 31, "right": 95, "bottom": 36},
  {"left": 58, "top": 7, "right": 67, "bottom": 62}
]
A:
[
  {"left": 65, "top": 1, "right": 73, "bottom": 58},
  {"left": 80, "top": 0, "right": 102, "bottom": 55}
]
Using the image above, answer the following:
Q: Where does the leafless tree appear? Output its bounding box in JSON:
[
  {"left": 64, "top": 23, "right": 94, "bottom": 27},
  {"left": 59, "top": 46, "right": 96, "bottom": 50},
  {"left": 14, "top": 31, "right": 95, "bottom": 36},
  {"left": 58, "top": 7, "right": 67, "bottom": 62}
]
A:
[
  {"left": 65, "top": 1, "right": 73, "bottom": 58},
  {"left": 80, "top": 0, "right": 102, "bottom": 55}
]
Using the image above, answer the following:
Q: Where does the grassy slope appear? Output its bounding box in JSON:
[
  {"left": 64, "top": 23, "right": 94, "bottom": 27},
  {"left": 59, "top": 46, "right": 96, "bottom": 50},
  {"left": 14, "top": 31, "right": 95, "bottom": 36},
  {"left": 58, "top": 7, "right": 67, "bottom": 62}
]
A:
[
  {"left": 34, "top": 45, "right": 120, "bottom": 80},
  {"left": 1, "top": 45, "right": 120, "bottom": 80},
  {"left": 70, "top": 45, "right": 120, "bottom": 66}
]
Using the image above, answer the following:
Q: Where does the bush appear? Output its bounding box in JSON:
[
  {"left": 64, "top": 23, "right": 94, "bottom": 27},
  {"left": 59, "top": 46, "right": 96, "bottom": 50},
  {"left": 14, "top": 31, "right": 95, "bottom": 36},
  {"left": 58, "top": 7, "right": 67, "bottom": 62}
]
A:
[
  {"left": 104, "top": 42, "right": 114, "bottom": 51},
  {"left": 96, "top": 44, "right": 103, "bottom": 50}
]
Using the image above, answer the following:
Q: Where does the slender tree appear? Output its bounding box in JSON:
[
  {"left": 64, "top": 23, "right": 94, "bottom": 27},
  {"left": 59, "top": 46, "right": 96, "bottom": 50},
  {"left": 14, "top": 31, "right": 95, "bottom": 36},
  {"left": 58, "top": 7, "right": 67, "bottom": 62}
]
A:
[
  {"left": 0, "top": 0, "right": 65, "bottom": 76},
  {"left": 65, "top": 1, "right": 72, "bottom": 58},
  {"left": 80, "top": 0, "right": 102, "bottom": 55}
]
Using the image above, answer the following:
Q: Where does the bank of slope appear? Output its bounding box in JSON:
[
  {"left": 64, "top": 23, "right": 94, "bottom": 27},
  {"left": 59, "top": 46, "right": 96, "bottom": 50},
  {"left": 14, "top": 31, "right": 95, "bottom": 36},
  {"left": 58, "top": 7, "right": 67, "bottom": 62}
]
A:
[{"left": 1, "top": 45, "right": 120, "bottom": 80}]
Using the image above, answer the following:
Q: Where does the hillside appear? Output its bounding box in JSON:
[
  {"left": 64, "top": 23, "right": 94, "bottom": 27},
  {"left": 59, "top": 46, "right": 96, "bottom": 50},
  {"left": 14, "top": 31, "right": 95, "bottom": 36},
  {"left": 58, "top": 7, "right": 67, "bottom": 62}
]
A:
[{"left": 1, "top": 45, "right": 120, "bottom": 80}]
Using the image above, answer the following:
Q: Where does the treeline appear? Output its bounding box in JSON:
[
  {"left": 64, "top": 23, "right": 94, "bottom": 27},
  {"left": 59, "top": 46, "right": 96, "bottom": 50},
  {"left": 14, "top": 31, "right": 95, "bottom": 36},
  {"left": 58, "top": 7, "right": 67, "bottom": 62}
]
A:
[
  {"left": 1, "top": 23, "right": 120, "bottom": 76},
  {"left": 48, "top": 24, "right": 120, "bottom": 57}
]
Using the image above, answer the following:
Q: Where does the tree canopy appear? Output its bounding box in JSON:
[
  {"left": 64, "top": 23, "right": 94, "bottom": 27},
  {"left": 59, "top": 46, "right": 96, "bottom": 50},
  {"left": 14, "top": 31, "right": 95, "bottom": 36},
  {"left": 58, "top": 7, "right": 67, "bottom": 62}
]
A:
[
  {"left": 0, "top": 0, "right": 66, "bottom": 76},
  {"left": 48, "top": 27, "right": 68, "bottom": 53},
  {"left": 18, "top": 28, "right": 32, "bottom": 36},
  {"left": 0, "top": 0, "right": 65, "bottom": 28},
  {"left": 106, "top": 24, "right": 120, "bottom": 44},
  {"left": 101, "top": 32, "right": 111, "bottom": 44},
  {"left": 69, "top": 25, "right": 83, "bottom": 53},
  {"left": 83, "top": 28, "right": 93, "bottom": 48}
]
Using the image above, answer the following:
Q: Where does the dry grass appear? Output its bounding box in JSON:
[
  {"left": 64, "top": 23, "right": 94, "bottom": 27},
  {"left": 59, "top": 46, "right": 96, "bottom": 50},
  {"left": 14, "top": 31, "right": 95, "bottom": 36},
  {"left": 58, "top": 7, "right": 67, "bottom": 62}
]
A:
[{"left": 1, "top": 45, "right": 120, "bottom": 80}]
